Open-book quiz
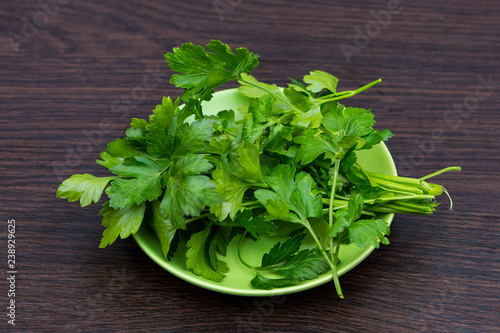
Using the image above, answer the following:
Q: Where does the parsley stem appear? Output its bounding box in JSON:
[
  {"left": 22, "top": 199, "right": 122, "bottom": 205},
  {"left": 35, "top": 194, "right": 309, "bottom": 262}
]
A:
[
  {"left": 304, "top": 223, "right": 343, "bottom": 298},
  {"left": 313, "top": 78, "right": 382, "bottom": 106},
  {"left": 243, "top": 204, "right": 264, "bottom": 210},
  {"left": 241, "top": 200, "right": 260, "bottom": 207},
  {"left": 327, "top": 159, "right": 344, "bottom": 298},
  {"left": 237, "top": 231, "right": 258, "bottom": 271},
  {"left": 418, "top": 166, "right": 462, "bottom": 181},
  {"left": 185, "top": 213, "right": 210, "bottom": 224},
  {"left": 332, "top": 232, "right": 344, "bottom": 298},
  {"left": 328, "top": 160, "right": 340, "bottom": 261}
]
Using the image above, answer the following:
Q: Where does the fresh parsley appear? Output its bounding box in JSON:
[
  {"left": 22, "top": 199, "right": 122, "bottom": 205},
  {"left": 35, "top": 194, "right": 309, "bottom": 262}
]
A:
[{"left": 57, "top": 40, "right": 461, "bottom": 298}]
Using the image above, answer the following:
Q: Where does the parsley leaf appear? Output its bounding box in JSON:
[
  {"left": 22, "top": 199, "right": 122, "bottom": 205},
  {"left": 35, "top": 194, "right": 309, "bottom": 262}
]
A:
[
  {"left": 165, "top": 40, "right": 259, "bottom": 101},
  {"left": 96, "top": 152, "right": 124, "bottom": 170},
  {"left": 238, "top": 73, "right": 282, "bottom": 99},
  {"left": 235, "top": 141, "right": 264, "bottom": 183},
  {"left": 261, "top": 121, "right": 293, "bottom": 154},
  {"left": 322, "top": 104, "right": 392, "bottom": 150},
  {"left": 171, "top": 118, "right": 213, "bottom": 157},
  {"left": 147, "top": 96, "right": 178, "bottom": 131},
  {"left": 210, "top": 142, "right": 265, "bottom": 221},
  {"left": 290, "top": 106, "right": 323, "bottom": 129},
  {"left": 99, "top": 203, "right": 146, "bottom": 248},
  {"left": 328, "top": 193, "right": 390, "bottom": 249},
  {"left": 186, "top": 224, "right": 226, "bottom": 282},
  {"left": 272, "top": 248, "right": 330, "bottom": 280},
  {"left": 210, "top": 164, "right": 253, "bottom": 221},
  {"left": 328, "top": 194, "right": 364, "bottom": 238},
  {"left": 104, "top": 138, "right": 147, "bottom": 160},
  {"left": 106, "top": 156, "right": 169, "bottom": 209},
  {"left": 236, "top": 210, "right": 277, "bottom": 240},
  {"left": 303, "top": 70, "right": 338, "bottom": 93},
  {"left": 261, "top": 233, "right": 305, "bottom": 267},
  {"left": 148, "top": 200, "right": 178, "bottom": 259},
  {"left": 250, "top": 273, "right": 295, "bottom": 290},
  {"left": 294, "top": 129, "right": 339, "bottom": 165},
  {"left": 160, "top": 155, "right": 220, "bottom": 229},
  {"left": 250, "top": 233, "right": 330, "bottom": 289},
  {"left": 208, "top": 227, "right": 231, "bottom": 273},
  {"left": 348, "top": 219, "right": 390, "bottom": 249},
  {"left": 57, "top": 174, "right": 115, "bottom": 207},
  {"left": 255, "top": 165, "right": 323, "bottom": 225}
]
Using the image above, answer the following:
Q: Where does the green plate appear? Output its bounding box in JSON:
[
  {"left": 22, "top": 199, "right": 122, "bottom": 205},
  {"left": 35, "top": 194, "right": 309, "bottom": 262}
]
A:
[{"left": 133, "top": 88, "right": 397, "bottom": 296}]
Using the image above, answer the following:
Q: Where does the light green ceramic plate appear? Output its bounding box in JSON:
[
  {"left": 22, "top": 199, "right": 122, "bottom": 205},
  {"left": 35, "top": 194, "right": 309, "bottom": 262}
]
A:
[{"left": 133, "top": 88, "right": 397, "bottom": 296}]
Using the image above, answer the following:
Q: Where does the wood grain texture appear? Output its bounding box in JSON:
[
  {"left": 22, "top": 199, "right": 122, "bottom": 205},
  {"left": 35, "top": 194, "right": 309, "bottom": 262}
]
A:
[{"left": 1, "top": 0, "right": 499, "bottom": 331}]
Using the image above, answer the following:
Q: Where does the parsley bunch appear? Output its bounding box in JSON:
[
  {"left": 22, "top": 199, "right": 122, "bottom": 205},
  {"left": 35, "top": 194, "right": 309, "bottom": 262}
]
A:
[{"left": 57, "top": 40, "right": 460, "bottom": 298}]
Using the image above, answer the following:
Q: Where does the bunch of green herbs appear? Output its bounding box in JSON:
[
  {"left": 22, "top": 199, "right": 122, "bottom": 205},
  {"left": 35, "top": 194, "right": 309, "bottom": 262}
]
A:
[{"left": 57, "top": 40, "right": 460, "bottom": 298}]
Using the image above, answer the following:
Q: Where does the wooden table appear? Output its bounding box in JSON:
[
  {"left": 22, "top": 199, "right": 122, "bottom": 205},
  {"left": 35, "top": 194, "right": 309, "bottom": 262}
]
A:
[{"left": 1, "top": 0, "right": 498, "bottom": 331}]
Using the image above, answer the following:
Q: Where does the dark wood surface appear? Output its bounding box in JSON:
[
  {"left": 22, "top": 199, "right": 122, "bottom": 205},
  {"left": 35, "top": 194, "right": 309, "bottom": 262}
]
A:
[{"left": 1, "top": 0, "right": 499, "bottom": 331}]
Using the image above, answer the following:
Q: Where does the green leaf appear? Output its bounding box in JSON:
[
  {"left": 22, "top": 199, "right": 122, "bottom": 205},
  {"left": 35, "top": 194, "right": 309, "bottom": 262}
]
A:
[
  {"left": 328, "top": 194, "right": 364, "bottom": 238},
  {"left": 206, "top": 40, "right": 260, "bottom": 78},
  {"left": 328, "top": 209, "right": 350, "bottom": 238},
  {"left": 290, "top": 106, "right": 322, "bottom": 128},
  {"left": 303, "top": 217, "right": 330, "bottom": 249},
  {"left": 262, "top": 164, "right": 296, "bottom": 201},
  {"left": 106, "top": 138, "right": 147, "bottom": 158},
  {"left": 148, "top": 200, "right": 178, "bottom": 260},
  {"left": 171, "top": 118, "right": 213, "bottom": 157},
  {"left": 236, "top": 141, "right": 263, "bottom": 183},
  {"left": 262, "top": 198, "right": 290, "bottom": 221},
  {"left": 283, "top": 88, "right": 312, "bottom": 112},
  {"left": 130, "top": 118, "right": 149, "bottom": 131},
  {"left": 96, "top": 151, "right": 124, "bottom": 170},
  {"left": 349, "top": 219, "right": 390, "bottom": 249},
  {"left": 160, "top": 155, "right": 220, "bottom": 229},
  {"left": 261, "top": 121, "right": 293, "bottom": 154},
  {"left": 209, "top": 227, "right": 231, "bottom": 260},
  {"left": 247, "top": 94, "right": 275, "bottom": 123},
  {"left": 146, "top": 128, "right": 174, "bottom": 159},
  {"left": 273, "top": 248, "right": 330, "bottom": 280},
  {"left": 147, "top": 96, "right": 179, "bottom": 131},
  {"left": 256, "top": 165, "right": 322, "bottom": 224},
  {"left": 251, "top": 273, "right": 296, "bottom": 290},
  {"left": 236, "top": 210, "right": 278, "bottom": 240},
  {"left": 57, "top": 174, "right": 115, "bottom": 207},
  {"left": 241, "top": 115, "right": 266, "bottom": 143},
  {"left": 361, "top": 129, "right": 393, "bottom": 149},
  {"left": 99, "top": 203, "right": 146, "bottom": 248},
  {"left": 238, "top": 73, "right": 282, "bottom": 98},
  {"left": 210, "top": 164, "right": 252, "bottom": 221},
  {"left": 261, "top": 233, "right": 306, "bottom": 267},
  {"left": 186, "top": 225, "right": 226, "bottom": 282},
  {"left": 251, "top": 234, "right": 329, "bottom": 289},
  {"left": 125, "top": 126, "right": 147, "bottom": 148},
  {"left": 106, "top": 156, "right": 169, "bottom": 208},
  {"left": 323, "top": 105, "right": 375, "bottom": 137},
  {"left": 165, "top": 40, "right": 259, "bottom": 100},
  {"left": 294, "top": 129, "right": 338, "bottom": 165},
  {"left": 206, "top": 135, "right": 233, "bottom": 157},
  {"left": 251, "top": 247, "right": 329, "bottom": 289},
  {"left": 338, "top": 134, "right": 364, "bottom": 153},
  {"left": 303, "top": 70, "right": 338, "bottom": 93},
  {"left": 347, "top": 193, "right": 364, "bottom": 221},
  {"left": 339, "top": 150, "right": 357, "bottom": 174},
  {"left": 290, "top": 173, "right": 323, "bottom": 220},
  {"left": 208, "top": 227, "right": 230, "bottom": 274}
]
